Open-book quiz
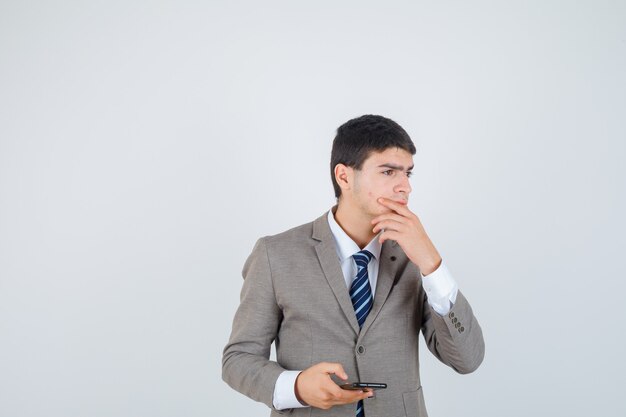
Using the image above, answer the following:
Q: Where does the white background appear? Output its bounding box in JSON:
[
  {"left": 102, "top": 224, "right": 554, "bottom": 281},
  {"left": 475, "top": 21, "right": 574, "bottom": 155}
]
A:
[{"left": 1, "top": 1, "right": 625, "bottom": 416}]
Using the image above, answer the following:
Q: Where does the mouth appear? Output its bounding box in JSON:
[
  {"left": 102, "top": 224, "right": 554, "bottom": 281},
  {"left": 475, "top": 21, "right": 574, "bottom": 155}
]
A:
[{"left": 381, "top": 198, "right": 408, "bottom": 206}]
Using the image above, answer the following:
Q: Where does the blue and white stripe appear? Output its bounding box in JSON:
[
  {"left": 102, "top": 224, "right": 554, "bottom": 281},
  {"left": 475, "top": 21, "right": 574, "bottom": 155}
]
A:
[
  {"left": 356, "top": 402, "right": 364, "bottom": 417},
  {"left": 350, "top": 249, "right": 374, "bottom": 329}
]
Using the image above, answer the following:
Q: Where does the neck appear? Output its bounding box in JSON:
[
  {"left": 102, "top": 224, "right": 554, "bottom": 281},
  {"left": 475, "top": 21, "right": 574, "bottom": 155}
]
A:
[{"left": 333, "top": 201, "right": 376, "bottom": 249}]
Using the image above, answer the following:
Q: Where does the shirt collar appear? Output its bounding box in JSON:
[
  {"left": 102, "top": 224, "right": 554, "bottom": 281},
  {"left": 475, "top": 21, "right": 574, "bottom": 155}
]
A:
[{"left": 327, "top": 206, "right": 382, "bottom": 262}]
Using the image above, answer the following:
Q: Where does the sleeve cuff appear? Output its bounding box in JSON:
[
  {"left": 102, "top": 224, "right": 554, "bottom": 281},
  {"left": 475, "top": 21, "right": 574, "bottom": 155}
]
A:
[
  {"left": 272, "top": 370, "right": 308, "bottom": 410},
  {"left": 421, "top": 262, "right": 459, "bottom": 316}
]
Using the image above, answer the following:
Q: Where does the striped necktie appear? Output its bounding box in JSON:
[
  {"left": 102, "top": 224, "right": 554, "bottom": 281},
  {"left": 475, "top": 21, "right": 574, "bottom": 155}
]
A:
[
  {"left": 351, "top": 249, "right": 374, "bottom": 328},
  {"left": 350, "top": 249, "right": 374, "bottom": 417}
]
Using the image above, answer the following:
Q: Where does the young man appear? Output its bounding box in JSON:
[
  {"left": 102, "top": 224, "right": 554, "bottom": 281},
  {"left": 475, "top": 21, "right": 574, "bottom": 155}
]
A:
[{"left": 222, "top": 115, "right": 485, "bottom": 417}]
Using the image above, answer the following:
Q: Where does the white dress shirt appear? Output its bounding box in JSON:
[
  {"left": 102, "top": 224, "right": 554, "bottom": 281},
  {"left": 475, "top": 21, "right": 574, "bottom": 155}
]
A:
[{"left": 272, "top": 209, "right": 459, "bottom": 410}]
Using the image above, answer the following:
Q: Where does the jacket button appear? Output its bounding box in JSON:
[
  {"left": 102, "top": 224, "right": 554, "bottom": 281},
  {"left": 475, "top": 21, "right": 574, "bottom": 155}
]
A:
[
  {"left": 452, "top": 318, "right": 458, "bottom": 324},
  {"left": 449, "top": 312, "right": 455, "bottom": 319},
  {"left": 357, "top": 345, "right": 365, "bottom": 355}
]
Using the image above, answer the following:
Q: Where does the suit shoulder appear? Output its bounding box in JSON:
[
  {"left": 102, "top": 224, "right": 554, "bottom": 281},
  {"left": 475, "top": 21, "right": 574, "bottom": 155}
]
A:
[
  {"left": 244, "top": 217, "right": 317, "bottom": 259},
  {"left": 263, "top": 219, "right": 315, "bottom": 246}
]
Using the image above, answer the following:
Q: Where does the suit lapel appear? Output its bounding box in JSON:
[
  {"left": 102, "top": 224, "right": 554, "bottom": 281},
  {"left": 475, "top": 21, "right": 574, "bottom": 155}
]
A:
[
  {"left": 312, "top": 212, "right": 360, "bottom": 335},
  {"left": 359, "top": 240, "right": 401, "bottom": 337}
]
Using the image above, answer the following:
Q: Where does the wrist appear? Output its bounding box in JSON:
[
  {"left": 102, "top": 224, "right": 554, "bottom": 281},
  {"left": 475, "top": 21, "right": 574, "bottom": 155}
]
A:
[
  {"left": 420, "top": 257, "right": 442, "bottom": 276},
  {"left": 294, "top": 372, "right": 308, "bottom": 406}
]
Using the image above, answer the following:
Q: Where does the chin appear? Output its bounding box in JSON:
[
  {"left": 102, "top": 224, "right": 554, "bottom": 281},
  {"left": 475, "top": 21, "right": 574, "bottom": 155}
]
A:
[{"left": 374, "top": 205, "right": 393, "bottom": 215}]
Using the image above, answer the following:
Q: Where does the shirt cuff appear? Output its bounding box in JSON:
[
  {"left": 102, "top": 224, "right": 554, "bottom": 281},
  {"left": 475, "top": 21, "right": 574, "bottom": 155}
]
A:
[
  {"left": 273, "top": 370, "right": 308, "bottom": 410},
  {"left": 421, "top": 262, "right": 459, "bottom": 316}
]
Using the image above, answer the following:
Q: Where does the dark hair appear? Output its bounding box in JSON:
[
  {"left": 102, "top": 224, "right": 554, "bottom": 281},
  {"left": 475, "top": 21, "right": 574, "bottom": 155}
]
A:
[{"left": 330, "top": 114, "right": 416, "bottom": 199}]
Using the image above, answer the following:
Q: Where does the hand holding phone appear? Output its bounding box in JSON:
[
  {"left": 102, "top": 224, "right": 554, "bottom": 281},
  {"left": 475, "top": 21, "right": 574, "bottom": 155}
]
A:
[{"left": 295, "top": 363, "right": 374, "bottom": 409}]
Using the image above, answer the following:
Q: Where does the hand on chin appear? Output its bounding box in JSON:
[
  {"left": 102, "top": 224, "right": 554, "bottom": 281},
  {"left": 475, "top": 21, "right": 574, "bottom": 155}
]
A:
[{"left": 376, "top": 199, "right": 401, "bottom": 213}]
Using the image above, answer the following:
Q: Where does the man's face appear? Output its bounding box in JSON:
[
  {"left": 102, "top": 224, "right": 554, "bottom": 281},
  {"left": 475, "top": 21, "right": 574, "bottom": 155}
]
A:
[{"left": 350, "top": 147, "right": 414, "bottom": 217}]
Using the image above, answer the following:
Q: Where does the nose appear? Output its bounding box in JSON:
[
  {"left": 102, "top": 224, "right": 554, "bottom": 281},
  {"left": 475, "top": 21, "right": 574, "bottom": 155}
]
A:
[{"left": 394, "top": 174, "right": 412, "bottom": 196}]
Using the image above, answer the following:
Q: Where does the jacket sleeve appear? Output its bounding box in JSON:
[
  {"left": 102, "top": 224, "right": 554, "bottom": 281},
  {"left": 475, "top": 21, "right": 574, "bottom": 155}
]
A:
[
  {"left": 421, "top": 290, "right": 485, "bottom": 374},
  {"left": 222, "top": 237, "right": 286, "bottom": 407}
]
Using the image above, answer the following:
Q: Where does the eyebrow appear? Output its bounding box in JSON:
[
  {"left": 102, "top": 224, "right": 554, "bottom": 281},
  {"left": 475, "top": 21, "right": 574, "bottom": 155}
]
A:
[{"left": 377, "top": 163, "right": 414, "bottom": 171}]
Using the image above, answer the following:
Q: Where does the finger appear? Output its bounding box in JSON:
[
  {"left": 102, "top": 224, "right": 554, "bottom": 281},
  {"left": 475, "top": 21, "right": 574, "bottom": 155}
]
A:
[
  {"left": 378, "top": 197, "right": 413, "bottom": 216},
  {"left": 371, "top": 213, "right": 407, "bottom": 225},
  {"left": 361, "top": 389, "right": 375, "bottom": 400},
  {"left": 327, "top": 383, "right": 351, "bottom": 400},
  {"left": 379, "top": 230, "right": 400, "bottom": 245},
  {"left": 320, "top": 362, "right": 348, "bottom": 380},
  {"left": 330, "top": 387, "right": 365, "bottom": 405},
  {"left": 341, "top": 389, "right": 373, "bottom": 404},
  {"left": 373, "top": 219, "right": 406, "bottom": 234}
]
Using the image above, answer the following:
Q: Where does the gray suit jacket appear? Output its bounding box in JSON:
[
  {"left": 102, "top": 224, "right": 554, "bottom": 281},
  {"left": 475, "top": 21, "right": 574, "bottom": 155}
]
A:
[{"left": 222, "top": 210, "right": 485, "bottom": 417}]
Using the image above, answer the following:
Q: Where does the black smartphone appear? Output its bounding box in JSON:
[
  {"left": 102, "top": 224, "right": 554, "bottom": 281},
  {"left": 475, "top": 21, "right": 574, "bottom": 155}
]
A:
[{"left": 340, "top": 382, "right": 387, "bottom": 390}]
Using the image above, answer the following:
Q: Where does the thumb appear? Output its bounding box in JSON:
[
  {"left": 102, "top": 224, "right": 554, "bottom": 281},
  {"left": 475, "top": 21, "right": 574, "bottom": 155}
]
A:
[{"left": 321, "top": 362, "right": 348, "bottom": 380}]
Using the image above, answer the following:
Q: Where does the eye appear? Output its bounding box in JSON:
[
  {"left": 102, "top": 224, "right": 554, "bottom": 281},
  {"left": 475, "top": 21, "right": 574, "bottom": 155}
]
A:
[
  {"left": 382, "top": 170, "right": 394, "bottom": 176},
  {"left": 406, "top": 171, "right": 413, "bottom": 178}
]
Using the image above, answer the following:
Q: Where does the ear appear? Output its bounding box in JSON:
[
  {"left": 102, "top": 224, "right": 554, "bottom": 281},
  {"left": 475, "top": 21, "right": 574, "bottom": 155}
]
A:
[{"left": 334, "top": 163, "right": 354, "bottom": 193}]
